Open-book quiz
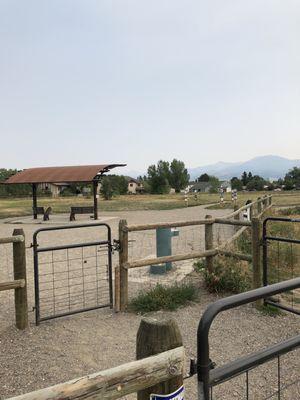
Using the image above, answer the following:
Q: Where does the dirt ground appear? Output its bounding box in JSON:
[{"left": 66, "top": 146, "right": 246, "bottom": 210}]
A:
[{"left": 0, "top": 205, "right": 299, "bottom": 399}]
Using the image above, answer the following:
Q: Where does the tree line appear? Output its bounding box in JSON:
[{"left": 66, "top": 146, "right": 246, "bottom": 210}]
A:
[
  {"left": 230, "top": 167, "right": 300, "bottom": 191},
  {"left": 1, "top": 164, "right": 299, "bottom": 199}
]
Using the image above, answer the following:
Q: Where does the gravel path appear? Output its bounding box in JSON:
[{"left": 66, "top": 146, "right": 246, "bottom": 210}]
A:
[{"left": 0, "top": 206, "right": 299, "bottom": 399}]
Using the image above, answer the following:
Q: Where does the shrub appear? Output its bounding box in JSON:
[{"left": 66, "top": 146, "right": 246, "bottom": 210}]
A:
[
  {"left": 129, "top": 283, "right": 197, "bottom": 313},
  {"left": 235, "top": 230, "right": 252, "bottom": 254},
  {"left": 278, "top": 207, "right": 300, "bottom": 216},
  {"left": 196, "top": 256, "right": 251, "bottom": 294}
]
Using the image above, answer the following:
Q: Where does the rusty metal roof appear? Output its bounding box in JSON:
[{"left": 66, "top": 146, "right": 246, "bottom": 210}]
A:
[{"left": 4, "top": 164, "right": 126, "bottom": 184}]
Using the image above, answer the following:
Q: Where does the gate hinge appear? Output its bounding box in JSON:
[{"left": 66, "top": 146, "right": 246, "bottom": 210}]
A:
[
  {"left": 111, "top": 239, "right": 121, "bottom": 252},
  {"left": 186, "top": 358, "right": 216, "bottom": 378}
]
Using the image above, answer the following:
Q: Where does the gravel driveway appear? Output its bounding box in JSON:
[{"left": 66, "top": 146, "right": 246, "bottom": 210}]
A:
[{"left": 0, "top": 206, "right": 299, "bottom": 399}]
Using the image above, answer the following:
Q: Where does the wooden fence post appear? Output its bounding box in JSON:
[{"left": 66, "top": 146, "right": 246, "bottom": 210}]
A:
[
  {"left": 136, "top": 316, "right": 184, "bottom": 400},
  {"left": 119, "top": 219, "right": 129, "bottom": 312},
  {"left": 205, "top": 215, "right": 214, "bottom": 273},
  {"left": 233, "top": 204, "right": 240, "bottom": 232},
  {"left": 114, "top": 266, "right": 120, "bottom": 312},
  {"left": 257, "top": 197, "right": 262, "bottom": 215},
  {"left": 13, "top": 228, "right": 28, "bottom": 330},
  {"left": 251, "top": 217, "right": 262, "bottom": 306},
  {"left": 269, "top": 195, "right": 272, "bottom": 206}
]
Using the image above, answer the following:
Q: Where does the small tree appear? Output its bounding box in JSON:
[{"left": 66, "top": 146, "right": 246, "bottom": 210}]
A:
[
  {"left": 169, "top": 159, "right": 190, "bottom": 193},
  {"left": 231, "top": 176, "right": 243, "bottom": 191},
  {"left": 284, "top": 167, "right": 300, "bottom": 189},
  {"left": 100, "top": 177, "right": 114, "bottom": 200},
  {"left": 198, "top": 173, "right": 210, "bottom": 182},
  {"left": 147, "top": 161, "right": 170, "bottom": 194}
]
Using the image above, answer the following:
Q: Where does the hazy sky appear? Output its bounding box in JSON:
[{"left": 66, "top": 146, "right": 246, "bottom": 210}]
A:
[{"left": 0, "top": 1, "right": 299, "bottom": 174}]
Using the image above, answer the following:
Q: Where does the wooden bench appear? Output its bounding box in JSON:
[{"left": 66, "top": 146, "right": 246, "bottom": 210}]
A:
[
  {"left": 33, "top": 206, "right": 52, "bottom": 221},
  {"left": 70, "top": 206, "right": 94, "bottom": 221}
]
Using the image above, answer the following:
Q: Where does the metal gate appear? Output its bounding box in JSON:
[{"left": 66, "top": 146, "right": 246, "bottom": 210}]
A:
[
  {"left": 33, "top": 223, "right": 113, "bottom": 325},
  {"left": 262, "top": 216, "right": 300, "bottom": 315},
  {"left": 196, "top": 278, "right": 300, "bottom": 400}
]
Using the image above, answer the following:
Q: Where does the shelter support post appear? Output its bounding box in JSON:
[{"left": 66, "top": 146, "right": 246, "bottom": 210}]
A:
[
  {"left": 93, "top": 181, "right": 98, "bottom": 220},
  {"left": 32, "top": 184, "right": 37, "bottom": 219}
]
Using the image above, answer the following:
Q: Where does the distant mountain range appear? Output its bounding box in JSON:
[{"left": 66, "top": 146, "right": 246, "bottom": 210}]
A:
[{"left": 188, "top": 156, "right": 300, "bottom": 181}]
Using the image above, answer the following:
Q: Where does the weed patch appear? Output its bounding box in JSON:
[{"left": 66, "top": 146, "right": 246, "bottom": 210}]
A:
[{"left": 129, "top": 283, "right": 197, "bottom": 313}]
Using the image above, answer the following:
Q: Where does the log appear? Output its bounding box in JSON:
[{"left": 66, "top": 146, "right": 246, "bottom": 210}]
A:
[
  {"left": 13, "top": 228, "right": 28, "bottom": 330},
  {"left": 0, "top": 279, "right": 25, "bottom": 292},
  {"left": 126, "top": 219, "right": 214, "bottom": 232},
  {"left": 136, "top": 317, "right": 184, "bottom": 400},
  {"left": 125, "top": 249, "right": 217, "bottom": 269},
  {"left": 7, "top": 347, "right": 185, "bottom": 400},
  {"left": 217, "top": 249, "right": 252, "bottom": 262},
  {"left": 214, "top": 218, "right": 251, "bottom": 227},
  {"left": 0, "top": 235, "right": 24, "bottom": 244}
]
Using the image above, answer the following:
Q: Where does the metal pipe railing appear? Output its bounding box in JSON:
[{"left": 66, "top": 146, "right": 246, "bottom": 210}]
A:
[{"left": 197, "top": 277, "right": 300, "bottom": 399}]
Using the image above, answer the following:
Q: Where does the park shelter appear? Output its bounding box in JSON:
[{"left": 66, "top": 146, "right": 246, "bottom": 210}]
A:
[{"left": 4, "top": 164, "right": 126, "bottom": 219}]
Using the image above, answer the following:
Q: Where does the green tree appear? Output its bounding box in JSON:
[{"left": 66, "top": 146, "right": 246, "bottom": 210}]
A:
[
  {"left": 198, "top": 173, "right": 210, "bottom": 182},
  {"left": 0, "top": 168, "right": 31, "bottom": 197},
  {"left": 100, "top": 177, "right": 114, "bottom": 200},
  {"left": 169, "top": 159, "right": 190, "bottom": 192},
  {"left": 147, "top": 162, "right": 170, "bottom": 194},
  {"left": 284, "top": 167, "right": 300, "bottom": 189},
  {"left": 231, "top": 176, "right": 243, "bottom": 191},
  {"left": 241, "top": 171, "right": 248, "bottom": 186},
  {"left": 246, "top": 175, "right": 266, "bottom": 191},
  {"left": 208, "top": 175, "right": 220, "bottom": 193}
]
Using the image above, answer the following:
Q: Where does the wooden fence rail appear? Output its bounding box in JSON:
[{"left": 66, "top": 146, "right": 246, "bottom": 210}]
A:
[
  {"left": 0, "top": 228, "right": 28, "bottom": 330},
  {"left": 7, "top": 318, "right": 185, "bottom": 400},
  {"left": 116, "top": 196, "right": 273, "bottom": 311}
]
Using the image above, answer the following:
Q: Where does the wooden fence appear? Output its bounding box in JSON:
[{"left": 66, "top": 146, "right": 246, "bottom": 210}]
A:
[
  {"left": 6, "top": 317, "right": 185, "bottom": 400},
  {"left": 115, "top": 195, "right": 273, "bottom": 311},
  {"left": 0, "top": 228, "right": 28, "bottom": 330}
]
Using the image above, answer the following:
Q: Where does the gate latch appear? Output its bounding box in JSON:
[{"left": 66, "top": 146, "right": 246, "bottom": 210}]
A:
[{"left": 111, "top": 239, "right": 121, "bottom": 253}]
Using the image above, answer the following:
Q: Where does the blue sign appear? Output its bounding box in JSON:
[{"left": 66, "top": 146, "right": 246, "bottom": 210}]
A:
[{"left": 150, "top": 386, "right": 184, "bottom": 400}]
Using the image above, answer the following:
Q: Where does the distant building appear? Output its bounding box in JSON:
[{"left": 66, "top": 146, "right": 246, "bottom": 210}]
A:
[
  {"left": 189, "top": 182, "right": 212, "bottom": 193},
  {"left": 127, "top": 178, "right": 145, "bottom": 194},
  {"left": 38, "top": 182, "right": 70, "bottom": 197},
  {"left": 220, "top": 180, "right": 232, "bottom": 193}
]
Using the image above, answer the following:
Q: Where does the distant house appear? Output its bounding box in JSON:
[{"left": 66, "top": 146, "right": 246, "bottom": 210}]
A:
[
  {"left": 189, "top": 182, "right": 212, "bottom": 193},
  {"left": 127, "top": 178, "right": 144, "bottom": 194},
  {"left": 220, "top": 180, "right": 232, "bottom": 193},
  {"left": 38, "top": 182, "right": 70, "bottom": 197}
]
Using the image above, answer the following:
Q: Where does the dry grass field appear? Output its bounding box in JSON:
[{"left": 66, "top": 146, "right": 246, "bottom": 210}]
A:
[{"left": 0, "top": 191, "right": 300, "bottom": 219}]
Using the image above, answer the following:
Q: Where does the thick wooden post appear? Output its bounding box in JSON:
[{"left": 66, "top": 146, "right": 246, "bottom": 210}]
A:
[
  {"left": 136, "top": 316, "right": 184, "bottom": 400},
  {"left": 205, "top": 215, "right": 214, "bottom": 273},
  {"left": 249, "top": 204, "right": 253, "bottom": 221},
  {"left": 114, "top": 266, "right": 120, "bottom": 312},
  {"left": 93, "top": 181, "right": 98, "bottom": 220},
  {"left": 251, "top": 217, "right": 262, "bottom": 306},
  {"left": 233, "top": 204, "right": 240, "bottom": 232},
  {"left": 13, "top": 228, "right": 28, "bottom": 330},
  {"left": 32, "top": 183, "right": 37, "bottom": 219},
  {"left": 119, "top": 219, "right": 129, "bottom": 311}
]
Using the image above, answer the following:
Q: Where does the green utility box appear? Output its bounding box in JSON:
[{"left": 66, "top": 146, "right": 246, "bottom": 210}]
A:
[{"left": 150, "top": 227, "right": 179, "bottom": 275}]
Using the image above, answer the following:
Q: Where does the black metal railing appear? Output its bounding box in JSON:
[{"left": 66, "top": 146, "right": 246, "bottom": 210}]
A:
[
  {"left": 197, "top": 278, "right": 300, "bottom": 399},
  {"left": 32, "top": 223, "right": 113, "bottom": 324},
  {"left": 263, "top": 217, "right": 300, "bottom": 315}
]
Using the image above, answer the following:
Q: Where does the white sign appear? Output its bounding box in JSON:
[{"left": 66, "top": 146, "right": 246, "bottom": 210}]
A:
[{"left": 150, "top": 386, "right": 184, "bottom": 400}]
